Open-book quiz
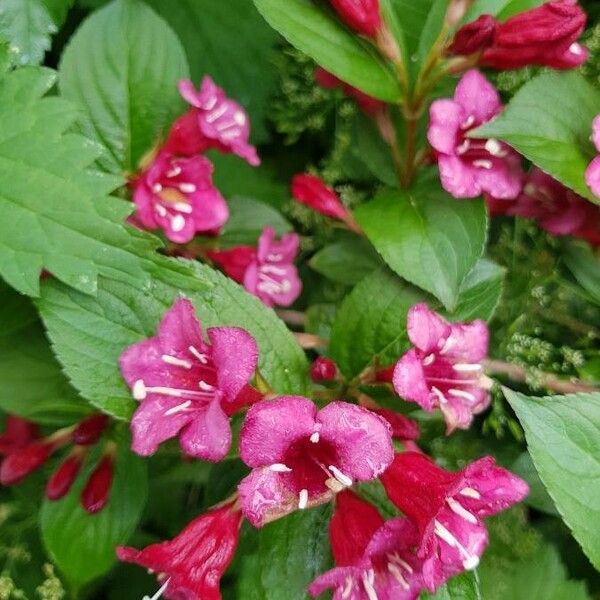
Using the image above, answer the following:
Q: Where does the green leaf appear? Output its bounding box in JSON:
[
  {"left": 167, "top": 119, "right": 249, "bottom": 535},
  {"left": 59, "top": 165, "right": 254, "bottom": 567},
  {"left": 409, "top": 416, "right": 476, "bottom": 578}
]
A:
[
  {"left": 142, "top": 0, "right": 278, "bottom": 143},
  {"left": 252, "top": 0, "right": 401, "bottom": 102},
  {"left": 310, "top": 236, "right": 382, "bottom": 285},
  {"left": 423, "top": 571, "right": 482, "bottom": 600},
  {"left": 59, "top": 0, "right": 189, "bottom": 174},
  {"left": 562, "top": 241, "right": 600, "bottom": 306},
  {"left": 330, "top": 268, "right": 426, "bottom": 378},
  {"left": 473, "top": 72, "right": 600, "bottom": 204},
  {"left": 219, "top": 197, "right": 291, "bottom": 247},
  {"left": 354, "top": 179, "right": 487, "bottom": 310},
  {"left": 0, "top": 0, "right": 56, "bottom": 66},
  {"left": 453, "top": 259, "right": 505, "bottom": 321},
  {"left": 41, "top": 443, "right": 148, "bottom": 587},
  {"left": 464, "top": 0, "right": 543, "bottom": 21},
  {"left": 511, "top": 451, "right": 558, "bottom": 516},
  {"left": 417, "top": 0, "right": 450, "bottom": 65},
  {"left": 0, "top": 66, "right": 159, "bottom": 297},
  {"left": 41, "top": 0, "right": 74, "bottom": 26},
  {"left": 504, "top": 389, "right": 600, "bottom": 570},
  {"left": 238, "top": 506, "right": 332, "bottom": 600},
  {"left": 37, "top": 257, "right": 309, "bottom": 420}
]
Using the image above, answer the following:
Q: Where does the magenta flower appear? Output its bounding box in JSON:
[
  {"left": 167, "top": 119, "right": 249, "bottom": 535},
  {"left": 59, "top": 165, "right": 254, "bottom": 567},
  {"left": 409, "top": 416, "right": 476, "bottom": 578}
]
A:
[
  {"left": 117, "top": 498, "right": 242, "bottom": 600},
  {"left": 393, "top": 304, "right": 491, "bottom": 433},
  {"left": 131, "top": 151, "right": 229, "bottom": 244},
  {"left": 238, "top": 396, "right": 394, "bottom": 527},
  {"left": 381, "top": 452, "right": 528, "bottom": 592},
  {"left": 310, "top": 491, "right": 424, "bottom": 600},
  {"left": 166, "top": 77, "right": 260, "bottom": 167},
  {"left": 488, "top": 168, "right": 600, "bottom": 246},
  {"left": 330, "top": 0, "right": 382, "bottom": 38},
  {"left": 119, "top": 298, "right": 258, "bottom": 461},
  {"left": 586, "top": 115, "right": 600, "bottom": 199},
  {"left": 428, "top": 69, "right": 523, "bottom": 199}
]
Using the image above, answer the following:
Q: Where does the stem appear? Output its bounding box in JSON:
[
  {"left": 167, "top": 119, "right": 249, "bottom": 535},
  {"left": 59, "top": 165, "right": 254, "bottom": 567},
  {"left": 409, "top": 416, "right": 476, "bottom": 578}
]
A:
[
  {"left": 485, "top": 359, "right": 599, "bottom": 394},
  {"left": 293, "top": 332, "right": 328, "bottom": 350},
  {"left": 275, "top": 309, "right": 306, "bottom": 327}
]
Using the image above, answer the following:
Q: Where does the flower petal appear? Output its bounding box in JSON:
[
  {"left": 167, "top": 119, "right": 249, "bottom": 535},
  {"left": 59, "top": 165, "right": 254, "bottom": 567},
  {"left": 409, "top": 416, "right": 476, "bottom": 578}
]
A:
[
  {"left": 407, "top": 304, "right": 451, "bottom": 353},
  {"left": 454, "top": 69, "right": 501, "bottom": 123},
  {"left": 393, "top": 350, "right": 434, "bottom": 410},
  {"left": 585, "top": 156, "right": 600, "bottom": 198},
  {"left": 178, "top": 79, "right": 202, "bottom": 107},
  {"left": 428, "top": 99, "right": 463, "bottom": 154},
  {"left": 158, "top": 298, "right": 205, "bottom": 355},
  {"left": 438, "top": 155, "right": 482, "bottom": 199}
]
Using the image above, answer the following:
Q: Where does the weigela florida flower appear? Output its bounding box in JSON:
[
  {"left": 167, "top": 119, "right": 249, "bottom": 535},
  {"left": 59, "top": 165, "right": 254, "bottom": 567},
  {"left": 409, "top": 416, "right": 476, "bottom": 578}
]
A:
[
  {"left": 131, "top": 150, "right": 229, "bottom": 244},
  {"left": 119, "top": 298, "right": 259, "bottom": 461},
  {"left": 585, "top": 115, "right": 600, "bottom": 199},
  {"left": 210, "top": 227, "right": 302, "bottom": 308},
  {"left": 166, "top": 77, "right": 260, "bottom": 167},
  {"left": 393, "top": 304, "right": 491, "bottom": 433},
  {"left": 0, "top": 416, "right": 39, "bottom": 455},
  {"left": 487, "top": 168, "right": 600, "bottom": 246},
  {"left": 310, "top": 490, "right": 424, "bottom": 600},
  {"left": 117, "top": 498, "right": 242, "bottom": 600},
  {"left": 428, "top": 69, "right": 523, "bottom": 199},
  {"left": 462, "top": 0, "right": 588, "bottom": 70},
  {"left": 381, "top": 452, "right": 528, "bottom": 592},
  {"left": 238, "top": 396, "right": 394, "bottom": 527},
  {"left": 330, "top": 0, "right": 382, "bottom": 38}
]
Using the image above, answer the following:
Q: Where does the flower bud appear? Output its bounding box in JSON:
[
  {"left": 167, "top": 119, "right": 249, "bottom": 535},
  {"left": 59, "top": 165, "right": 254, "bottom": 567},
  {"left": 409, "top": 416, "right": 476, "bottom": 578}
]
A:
[
  {"left": 0, "top": 442, "right": 53, "bottom": 485},
  {"left": 72, "top": 414, "right": 109, "bottom": 446},
  {"left": 81, "top": 455, "right": 114, "bottom": 514},
  {"left": 449, "top": 14, "right": 497, "bottom": 56},
  {"left": 330, "top": 0, "right": 382, "bottom": 38},
  {"left": 0, "top": 416, "right": 39, "bottom": 456},
  {"left": 46, "top": 452, "right": 84, "bottom": 501},
  {"left": 310, "top": 357, "right": 338, "bottom": 382}
]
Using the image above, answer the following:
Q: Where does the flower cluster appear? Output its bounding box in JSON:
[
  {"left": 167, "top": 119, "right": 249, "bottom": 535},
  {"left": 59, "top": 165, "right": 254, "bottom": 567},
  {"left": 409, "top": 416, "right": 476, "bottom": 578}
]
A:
[{"left": 0, "top": 413, "right": 113, "bottom": 513}]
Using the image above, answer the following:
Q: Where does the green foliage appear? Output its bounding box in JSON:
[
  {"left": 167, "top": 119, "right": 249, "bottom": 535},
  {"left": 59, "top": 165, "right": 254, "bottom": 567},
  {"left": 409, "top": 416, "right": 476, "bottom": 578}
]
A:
[
  {"left": 59, "top": 0, "right": 189, "bottom": 174},
  {"left": 422, "top": 571, "right": 482, "bottom": 600}
]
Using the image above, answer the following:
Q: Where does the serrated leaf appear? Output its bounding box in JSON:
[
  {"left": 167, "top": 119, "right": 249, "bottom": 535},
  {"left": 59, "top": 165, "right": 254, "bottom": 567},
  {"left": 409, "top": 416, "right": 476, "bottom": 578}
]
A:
[
  {"left": 253, "top": 0, "right": 401, "bottom": 102},
  {"left": 453, "top": 259, "right": 504, "bottom": 321},
  {"left": 41, "top": 443, "right": 148, "bottom": 587},
  {"left": 422, "top": 571, "right": 481, "bottom": 600},
  {"left": 0, "top": 0, "right": 55, "bottom": 66},
  {"left": 310, "top": 236, "right": 382, "bottom": 285},
  {"left": 37, "top": 256, "right": 309, "bottom": 420},
  {"left": 0, "top": 66, "right": 160, "bottom": 297},
  {"left": 354, "top": 179, "right": 487, "bottom": 310},
  {"left": 473, "top": 72, "right": 600, "bottom": 204},
  {"left": 143, "top": 0, "right": 278, "bottom": 143},
  {"left": 59, "top": 0, "right": 189, "bottom": 174},
  {"left": 504, "top": 389, "right": 600, "bottom": 570}
]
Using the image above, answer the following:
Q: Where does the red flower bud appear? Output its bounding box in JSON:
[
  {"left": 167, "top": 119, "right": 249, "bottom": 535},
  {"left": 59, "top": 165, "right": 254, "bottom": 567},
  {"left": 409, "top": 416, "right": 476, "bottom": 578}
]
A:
[
  {"left": 0, "top": 416, "right": 39, "bottom": 456},
  {"left": 46, "top": 453, "right": 84, "bottom": 501},
  {"left": 224, "top": 384, "right": 263, "bottom": 416},
  {"left": 72, "top": 414, "right": 109, "bottom": 446},
  {"left": 81, "top": 455, "right": 114, "bottom": 514},
  {"left": 207, "top": 246, "right": 256, "bottom": 284},
  {"left": 481, "top": 0, "right": 588, "bottom": 70},
  {"left": 449, "top": 14, "right": 497, "bottom": 56},
  {"left": 310, "top": 357, "right": 338, "bottom": 382},
  {"left": 0, "top": 442, "right": 53, "bottom": 485},
  {"left": 375, "top": 364, "right": 395, "bottom": 382},
  {"left": 371, "top": 408, "right": 421, "bottom": 441},
  {"left": 330, "top": 0, "right": 382, "bottom": 38}
]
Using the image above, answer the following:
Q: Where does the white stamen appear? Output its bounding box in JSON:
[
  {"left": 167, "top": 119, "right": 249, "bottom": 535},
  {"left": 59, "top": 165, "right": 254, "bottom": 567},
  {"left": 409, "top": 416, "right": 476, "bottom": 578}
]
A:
[
  {"left": 298, "top": 489, "right": 309, "bottom": 510},
  {"left": 267, "top": 252, "right": 284, "bottom": 261},
  {"left": 448, "top": 388, "right": 477, "bottom": 402},
  {"left": 423, "top": 353, "right": 435, "bottom": 366},
  {"left": 434, "top": 520, "right": 480, "bottom": 570},
  {"left": 453, "top": 363, "right": 482, "bottom": 372},
  {"left": 199, "top": 380, "right": 215, "bottom": 391},
  {"left": 310, "top": 431, "right": 320, "bottom": 443},
  {"left": 328, "top": 465, "right": 353, "bottom": 487},
  {"left": 447, "top": 497, "right": 478, "bottom": 524},
  {"left": 260, "top": 265, "right": 288, "bottom": 276},
  {"left": 569, "top": 42, "right": 583, "bottom": 55},
  {"left": 189, "top": 346, "right": 208, "bottom": 364},
  {"left": 152, "top": 183, "right": 163, "bottom": 193},
  {"left": 161, "top": 354, "right": 192, "bottom": 369},
  {"left": 460, "top": 487, "right": 481, "bottom": 500},
  {"left": 179, "top": 183, "right": 196, "bottom": 194},
  {"left": 143, "top": 578, "right": 171, "bottom": 600},
  {"left": 387, "top": 563, "right": 410, "bottom": 591},
  {"left": 132, "top": 383, "right": 212, "bottom": 400},
  {"left": 456, "top": 140, "right": 471, "bottom": 155},
  {"left": 431, "top": 386, "right": 448, "bottom": 405},
  {"left": 133, "top": 379, "right": 147, "bottom": 400},
  {"left": 155, "top": 204, "right": 168, "bottom": 217},
  {"left": 388, "top": 553, "right": 413, "bottom": 574},
  {"left": 206, "top": 104, "right": 228, "bottom": 123},
  {"left": 439, "top": 336, "right": 456, "bottom": 355},
  {"left": 164, "top": 400, "right": 192, "bottom": 416},
  {"left": 341, "top": 576, "right": 354, "bottom": 599},
  {"left": 166, "top": 166, "right": 182, "bottom": 178},
  {"left": 362, "top": 570, "right": 379, "bottom": 600},
  {"left": 485, "top": 138, "right": 505, "bottom": 157},
  {"left": 174, "top": 202, "right": 193, "bottom": 214},
  {"left": 269, "top": 463, "right": 292, "bottom": 473},
  {"left": 473, "top": 159, "right": 493, "bottom": 170},
  {"left": 234, "top": 110, "right": 246, "bottom": 125},
  {"left": 171, "top": 214, "right": 186, "bottom": 232},
  {"left": 461, "top": 115, "right": 476, "bottom": 130}
]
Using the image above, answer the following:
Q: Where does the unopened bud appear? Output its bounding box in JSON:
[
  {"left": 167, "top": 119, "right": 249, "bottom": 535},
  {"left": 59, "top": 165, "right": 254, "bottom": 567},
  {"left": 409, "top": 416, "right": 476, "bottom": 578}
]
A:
[
  {"left": 72, "top": 414, "right": 109, "bottom": 446},
  {"left": 81, "top": 454, "right": 114, "bottom": 514},
  {"left": 0, "top": 442, "right": 53, "bottom": 485},
  {"left": 46, "top": 452, "right": 84, "bottom": 501},
  {"left": 310, "top": 357, "right": 339, "bottom": 382}
]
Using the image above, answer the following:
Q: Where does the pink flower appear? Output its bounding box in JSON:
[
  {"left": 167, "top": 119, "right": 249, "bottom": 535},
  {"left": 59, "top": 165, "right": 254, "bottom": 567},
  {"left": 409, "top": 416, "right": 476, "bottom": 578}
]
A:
[
  {"left": 428, "top": 70, "right": 523, "bottom": 199},
  {"left": 119, "top": 298, "right": 258, "bottom": 460},
  {"left": 330, "top": 0, "right": 382, "bottom": 38},
  {"left": 166, "top": 77, "right": 260, "bottom": 167},
  {"left": 238, "top": 396, "right": 394, "bottom": 527},
  {"left": 310, "top": 491, "right": 424, "bottom": 599},
  {"left": 381, "top": 452, "right": 528, "bottom": 592},
  {"left": 488, "top": 168, "right": 600, "bottom": 246},
  {"left": 291, "top": 172, "right": 362, "bottom": 233},
  {"left": 132, "top": 151, "right": 229, "bottom": 244},
  {"left": 586, "top": 115, "right": 600, "bottom": 200},
  {"left": 117, "top": 498, "right": 242, "bottom": 600},
  {"left": 480, "top": 0, "right": 588, "bottom": 70},
  {"left": 0, "top": 416, "right": 39, "bottom": 456},
  {"left": 393, "top": 304, "right": 491, "bottom": 433},
  {"left": 314, "top": 68, "right": 385, "bottom": 117}
]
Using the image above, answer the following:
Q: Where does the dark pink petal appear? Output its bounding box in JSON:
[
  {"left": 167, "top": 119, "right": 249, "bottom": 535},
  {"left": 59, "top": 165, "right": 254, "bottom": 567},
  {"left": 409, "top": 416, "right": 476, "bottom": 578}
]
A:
[
  {"left": 454, "top": 70, "right": 501, "bottom": 123},
  {"left": 157, "top": 298, "right": 205, "bottom": 355},
  {"left": 330, "top": 0, "right": 382, "bottom": 38},
  {"left": 178, "top": 79, "right": 203, "bottom": 107},
  {"left": 318, "top": 402, "right": 394, "bottom": 481},
  {"left": 473, "top": 156, "right": 524, "bottom": 199},
  {"left": 406, "top": 304, "right": 451, "bottom": 353},
  {"left": 180, "top": 398, "right": 231, "bottom": 461},
  {"left": 308, "top": 565, "right": 362, "bottom": 599},
  {"left": 208, "top": 246, "right": 256, "bottom": 283},
  {"left": 393, "top": 350, "right": 433, "bottom": 410},
  {"left": 239, "top": 396, "right": 317, "bottom": 467},
  {"left": 439, "top": 387, "right": 490, "bottom": 433},
  {"left": 446, "top": 320, "right": 489, "bottom": 363},
  {"left": 428, "top": 100, "right": 463, "bottom": 155},
  {"left": 592, "top": 115, "right": 600, "bottom": 152},
  {"left": 208, "top": 326, "right": 259, "bottom": 403},
  {"left": 586, "top": 156, "right": 600, "bottom": 198},
  {"left": 438, "top": 155, "right": 484, "bottom": 198}
]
